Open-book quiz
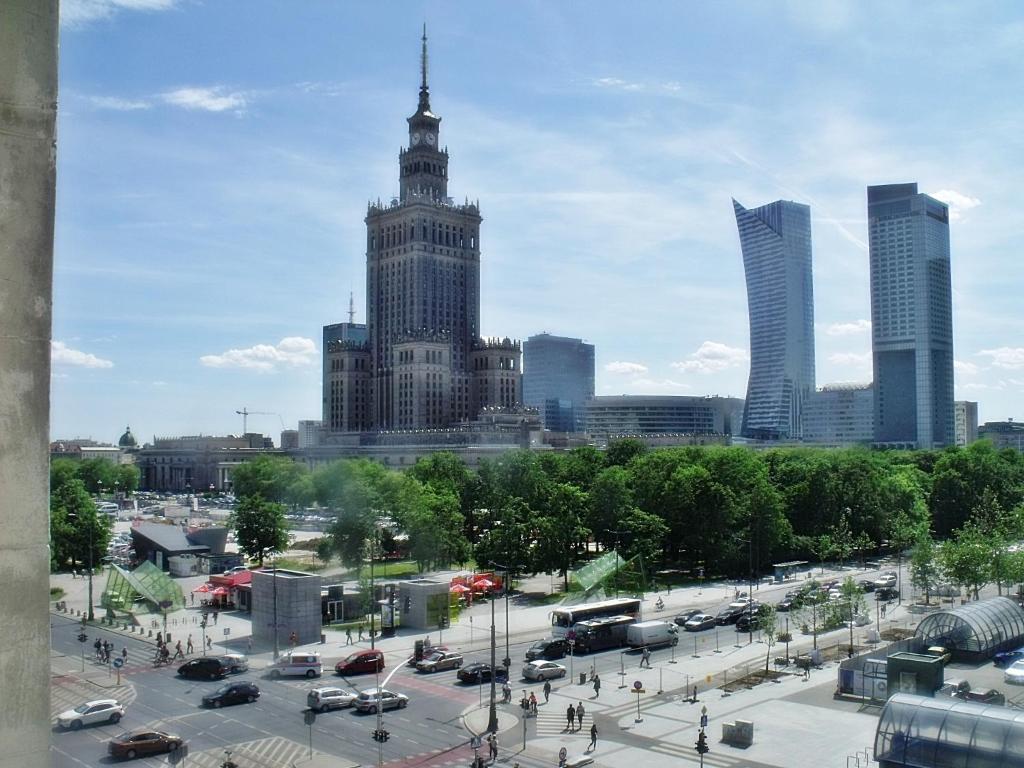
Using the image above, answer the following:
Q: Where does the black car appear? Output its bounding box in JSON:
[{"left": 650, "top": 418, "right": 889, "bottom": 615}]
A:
[
  {"left": 457, "top": 663, "right": 509, "bottom": 684},
  {"left": 673, "top": 609, "right": 703, "bottom": 627},
  {"left": 876, "top": 587, "right": 899, "bottom": 601},
  {"left": 177, "top": 657, "right": 231, "bottom": 680},
  {"left": 201, "top": 681, "right": 260, "bottom": 708},
  {"left": 735, "top": 613, "right": 765, "bottom": 633},
  {"left": 776, "top": 597, "right": 801, "bottom": 612},
  {"left": 715, "top": 606, "right": 746, "bottom": 625},
  {"left": 525, "top": 639, "right": 567, "bottom": 661},
  {"left": 858, "top": 580, "right": 877, "bottom": 593}
]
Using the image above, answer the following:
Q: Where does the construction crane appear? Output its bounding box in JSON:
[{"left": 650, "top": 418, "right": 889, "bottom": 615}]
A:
[{"left": 236, "top": 408, "right": 285, "bottom": 434}]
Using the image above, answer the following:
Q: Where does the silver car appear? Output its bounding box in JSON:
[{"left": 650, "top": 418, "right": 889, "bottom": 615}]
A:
[
  {"left": 353, "top": 689, "right": 409, "bottom": 713},
  {"left": 522, "top": 661, "right": 567, "bottom": 681}
]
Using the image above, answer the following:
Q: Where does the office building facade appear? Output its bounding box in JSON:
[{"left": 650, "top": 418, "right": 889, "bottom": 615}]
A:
[
  {"left": 802, "top": 384, "right": 874, "bottom": 445},
  {"left": 868, "top": 183, "right": 955, "bottom": 448},
  {"left": 584, "top": 395, "right": 743, "bottom": 444},
  {"left": 733, "top": 199, "right": 816, "bottom": 440},
  {"left": 523, "top": 333, "right": 595, "bottom": 432},
  {"left": 954, "top": 401, "right": 978, "bottom": 447}
]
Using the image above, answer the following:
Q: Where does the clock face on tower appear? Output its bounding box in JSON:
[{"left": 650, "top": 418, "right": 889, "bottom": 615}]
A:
[
  {"left": 425, "top": 132, "right": 436, "bottom": 146},
  {"left": 411, "top": 132, "right": 421, "bottom": 146}
]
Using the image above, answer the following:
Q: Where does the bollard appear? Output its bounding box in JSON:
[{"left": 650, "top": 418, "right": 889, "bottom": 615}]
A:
[{"left": 148, "top": 629, "right": 153, "bottom": 638}]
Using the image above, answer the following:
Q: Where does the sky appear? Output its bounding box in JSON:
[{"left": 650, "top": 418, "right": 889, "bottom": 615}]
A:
[{"left": 52, "top": 0, "right": 1024, "bottom": 443}]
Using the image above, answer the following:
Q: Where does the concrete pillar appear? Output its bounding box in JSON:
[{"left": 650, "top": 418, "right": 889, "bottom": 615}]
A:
[{"left": 0, "top": 2, "right": 59, "bottom": 767}]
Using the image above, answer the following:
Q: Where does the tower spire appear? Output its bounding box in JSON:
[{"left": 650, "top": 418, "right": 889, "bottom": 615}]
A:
[
  {"left": 418, "top": 23, "right": 431, "bottom": 113},
  {"left": 348, "top": 291, "right": 355, "bottom": 324}
]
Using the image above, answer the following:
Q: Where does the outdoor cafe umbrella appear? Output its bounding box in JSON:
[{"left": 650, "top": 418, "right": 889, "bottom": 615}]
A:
[
  {"left": 450, "top": 583, "right": 471, "bottom": 593},
  {"left": 472, "top": 578, "right": 494, "bottom": 590},
  {"left": 210, "top": 586, "right": 230, "bottom": 597},
  {"left": 192, "top": 583, "right": 212, "bottom": 593}
]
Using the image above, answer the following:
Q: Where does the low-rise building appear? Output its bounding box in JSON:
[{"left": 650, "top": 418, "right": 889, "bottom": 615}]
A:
[
  {"left": 802, "top": 383, "right": 874, "bottom": 445},
  {"left": 584, "top": 395, "right": 743, "bottom": 445},
  {"left": 954, "top": 401, "right": 978, "bottom": 446},
  {"left": 978, "top": 420, "right": 1024, "bottom": 451}
]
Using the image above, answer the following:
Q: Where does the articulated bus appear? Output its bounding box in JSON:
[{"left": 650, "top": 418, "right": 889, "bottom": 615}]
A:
[{"left": 549, "top": 598, "right": 642, "bottom": 638}]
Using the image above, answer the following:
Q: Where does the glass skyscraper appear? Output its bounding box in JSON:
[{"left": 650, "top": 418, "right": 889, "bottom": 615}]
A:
[
  {"left": 868, "top": 183, "right": 954, "bottom": 448},
  {"left": 522, "top": 333, "right": 595, "bottom": 432},
  {"left": 733, "top": 199, "right": 816, "bottom": 440}
]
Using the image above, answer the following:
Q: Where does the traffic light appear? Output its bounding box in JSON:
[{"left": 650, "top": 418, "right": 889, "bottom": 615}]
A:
[
  {"left": 439, "top": 614, "right": 449, "bottom": 629},
  {"left": 372, "top": 729, "right": 390, "bottom": 742},
  {"left": 404, "top": 595, "right": 411, "bottom": 613},
  {"left": 695, "top": 729, "right": 709, "bottom": 754},
  {"left": 77, "top": 633, "right": 88, "bottom": 643}
]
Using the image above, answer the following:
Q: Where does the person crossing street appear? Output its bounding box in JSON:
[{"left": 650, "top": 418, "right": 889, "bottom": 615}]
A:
[
  {"left": 543, "top": 679, "right": 551, "bottom": 703},
  {"left": 566, "top": 703, "right": 576, "bottom": 731},
  {"left": 593, "top": 673, "right": 601, "bottom": 698},
  {"left": 589, "top": 723, "right": 598, "bottom": 751},
  {"left": 576, "top": 701, "right": 585, "bottom": 731}
]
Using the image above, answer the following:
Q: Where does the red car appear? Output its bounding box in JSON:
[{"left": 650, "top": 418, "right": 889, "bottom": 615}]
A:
[{"left": 335, "top": 650, "right": 385, "bottom": 675}]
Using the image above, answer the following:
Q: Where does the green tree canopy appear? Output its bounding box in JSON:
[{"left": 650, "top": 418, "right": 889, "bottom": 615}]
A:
[{"left": 229, "top": 496, "right": 289, "bottom": 565}]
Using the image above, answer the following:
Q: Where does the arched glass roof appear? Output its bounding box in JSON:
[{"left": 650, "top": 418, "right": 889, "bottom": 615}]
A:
[
  {"left": 915, "top": 597, "right": 1024, "bottom": 657},
  {"left": 876, "top": 693, "right": 1024, "bottom": 767}
]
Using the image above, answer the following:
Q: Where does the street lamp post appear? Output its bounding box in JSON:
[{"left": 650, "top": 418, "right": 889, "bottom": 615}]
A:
[
  {"left": 492, "top": 561, "right": 512, "bottom": 669},
  {"left": 609, "top": 529, "right": 628, "bottom": 599},
  {"left": 486, "top": 590, "right": 498, "bottom": 733},
  {"left": 70, "top": 511, "right": 96, "bottom": 621},
  {"left": 271, "top": 553, "right": 280, "bottom": 660}
]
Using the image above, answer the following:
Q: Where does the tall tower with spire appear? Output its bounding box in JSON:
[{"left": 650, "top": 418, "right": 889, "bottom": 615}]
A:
[{"left": 361, "top": 28, "right": 515, "bottom": 431}]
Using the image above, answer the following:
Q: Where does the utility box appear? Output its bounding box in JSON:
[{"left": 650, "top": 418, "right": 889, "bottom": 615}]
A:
[
  {"left": 400, "top": 579, "right": 450, "bottom": 630},
  {"left": 886, "top": 652, "right": 945, "bottom": 697}
]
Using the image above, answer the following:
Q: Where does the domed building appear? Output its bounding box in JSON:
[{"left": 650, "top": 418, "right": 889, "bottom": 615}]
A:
[{"left": 118, "top": 426, "right": 137, "bottom": 448}]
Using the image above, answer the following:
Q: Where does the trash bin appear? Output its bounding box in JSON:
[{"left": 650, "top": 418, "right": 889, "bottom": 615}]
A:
[
  {"left": 320, "top": 633, "right": 326, "bottom": 644},
  {"left": 579, "top": 672, "right": 587, "bottom": 685}
]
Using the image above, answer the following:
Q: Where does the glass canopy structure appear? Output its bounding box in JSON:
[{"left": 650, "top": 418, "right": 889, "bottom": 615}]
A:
[
  {"left": 915, "top": 597, "right": 1024, "bottom": 662},
  {"left": 875, "top": 693, "right": 1024, "bottom": 767},
  {"left": 101, "top": 561, "right": 185, "bottom": 617}
]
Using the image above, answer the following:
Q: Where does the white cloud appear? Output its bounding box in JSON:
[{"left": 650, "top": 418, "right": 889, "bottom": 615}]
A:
[
  {"left": 162, "top": 87, "right": 247, "bottom": 113},
  {"left": 200, "top": 337, "right": 318, "bottom": 372},
  {"left": 671, "top": 341, "right": 748, "bottom": 374},
  {"left": 90, "top": 95, "right": 151, "bottom": 111},
  {"left": 954, "top": 360, "right": 979, "bottom": 376},
  {"left": 929, "top": 189, "right": 981, "bottom": 221},
  {"left": 52, "top": 341, "right": 114, "bottom": 369},
  {"left": 825, "top": 319, "right": 871, "bottom": 336},
  {"left": 604, "top": 361, "right": 648, "bottom": 375},
  {"left": 978, "top": 347, "right": 1024, "bottom": 370},
  {"left": 62, "top": 0, "right": 177, "bottom": 26},
  {"left": 828, "top": 351, "right": 871, "bottom": 367}
]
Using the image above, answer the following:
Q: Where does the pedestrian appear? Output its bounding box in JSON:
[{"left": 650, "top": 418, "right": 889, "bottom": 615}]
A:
[
  {"left": 358, "top": 625, "right": 364, "bottom": 642},
  {"left": 104, "top": 643, "right": 112, "bottom": 664},
  {"left": 290, "top": 631, "right": 298, "bottom": 647},
  {"left": 121, "top": 646, "right": 128, "bottom": 664},
  {"left": 881, "top": 603, "right": 887, "bottom": 619},
  {"left": 72, "top": 569, "right": 77, "bottom": 580},
  {"left": 593, "top": 673, "right": 601, "bottom": 698},
  {"left": 543, "top": 679, "right": 551, "bottom": 703},
  {"left": 640, "top": 647, "right": 651, "bottom": 668},
  {"left": 156, "top": 631, "right": 163, "bottom": 646},
  {"left": 502, "top": 681, "right": 511, "bottom": 704},
  {"left": 190, "top": 593, "right": 195, "bottom": 606},
  {"left": 576, "top": 701, "right": 585, "bottom": 730},
  {"left": 186, "top": 635, "right": 194, "bottom": 655},
  {"left": 206, "top": 636, "right": 212, "bottom": 650},
  {"left": 345, "top": 627, "right": 353, "bottom": 645},
  {"left": 213, "top": 611, "right": 218, "bottom": 626},
  {"left": 487, "top": 733, "right": 497, "bottom": 762},
  {"left": 173, "top": 640, "right": 184, "bottom": 660},
  {"left": 529, "top": 691, "right": 537, "bottom": 715},
  {"left": 566, "top": 703, "right": 576, "bottom": 731},
  {"left": 246, "top": 636, "right": 253, "bottom": 655},
  {"left": 589, "top": 723, "right": 598, "bottom": 751}
]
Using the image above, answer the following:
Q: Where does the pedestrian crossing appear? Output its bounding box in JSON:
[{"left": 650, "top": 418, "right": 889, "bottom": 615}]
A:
[
  {"left": 532, "top": 706, "right": 591, "bottom": 738},
  {"left": 179, "top": 736, "right": 323, "bottom": 768},
  {"left": 50, "top": 676, "right": 136, "bottom": 724}
]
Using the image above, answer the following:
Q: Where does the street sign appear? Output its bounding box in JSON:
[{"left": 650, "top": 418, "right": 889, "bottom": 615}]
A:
[
  {"left": 113, "top": 658, "right": 124, "bottom": 668},
  {"left": 158, "top": 599, "right": 173, "bottom": 610},
  {"left": 470, "top": 735, "right": 482, "bottom": 750},
  {"left": 304, "top": 710, "right": 316, "bottom": 726},
  {"left": 559, "top": 747, "right": 568, "bottom": 762},
  {"left": 567, "top": 630, "right": 576, "bottom": 641},
  {"left": 633, "top": 680, "right": 643, "bottom": 690},
  {"left": 223, "top": 627, "right": 231, "bottom": 636},
  {"left": 700, "top": 714, "right": 708, "bottom": 727},
  {"left": 633, "top": 687, "right": 646, "bottom": 693}
]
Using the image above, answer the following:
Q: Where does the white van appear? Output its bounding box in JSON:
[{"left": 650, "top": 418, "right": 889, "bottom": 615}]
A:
[
  {"left": 626, "top": 620, "right": 678, "bottom": 649},
  {"left": 268, "top": 651, "right": 322, "bottom": 679}
]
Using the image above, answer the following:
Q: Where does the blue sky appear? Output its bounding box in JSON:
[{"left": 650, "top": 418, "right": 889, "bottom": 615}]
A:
[{"left": 52, "top": 0, "right": 1024, "bottom": 443}]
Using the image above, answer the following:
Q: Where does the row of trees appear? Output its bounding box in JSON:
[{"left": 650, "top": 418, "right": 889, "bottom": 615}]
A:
[{"left": 228, "top": 440, "right": 1024, "bottom": 592}]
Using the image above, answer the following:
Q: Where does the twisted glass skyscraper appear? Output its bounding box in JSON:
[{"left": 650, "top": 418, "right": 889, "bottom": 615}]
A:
[{"left": 733, "top": 199, "right": 816, "bottom": 440}]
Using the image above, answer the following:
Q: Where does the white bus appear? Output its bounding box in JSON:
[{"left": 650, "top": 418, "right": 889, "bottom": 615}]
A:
[{"left": 549, "top": 598, "right": 642, "bottom": 638}]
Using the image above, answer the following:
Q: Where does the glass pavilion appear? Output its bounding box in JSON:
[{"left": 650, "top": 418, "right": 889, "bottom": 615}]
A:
[{"left": 914, "top": 597, "right": 1024, "bottom": 662}]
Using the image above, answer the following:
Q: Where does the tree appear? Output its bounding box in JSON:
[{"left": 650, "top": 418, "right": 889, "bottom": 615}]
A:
[
  {"left": 474, "top": 498, "right": 535, "bottom": 576},
  {"left": 939, "top": 520, "right": 991, "bottom": 600},
  {"left": 50, "top": 475, "right": 110, "bottom": 572},
  {"left": 403, "top": 486, "right": 471, "bottom": 572},
  {"left": 840, "top": 576, "right": 866, "bottom": 655},
  {"left": 533, "top": 484, "right": 590, "bottom": 590},
  {"left": 230, "top": 496, "right": 289, "bottom": 566},
  {"left": 231, "top": 455, "right": 308, "bottom": 505},
  {"left": 760, "top": 604, "right": 778, "bottom": 672},
  {"left": 587, "top": 467, "right": 633, "bottom": 551},
  {"left": 617, "top": 507, "right": 669, "bottom": 572},
  {"left": 605, "top": 438, "right": 646, "bottom": 467},
  {"left": 853, "top": 531, "right": 874, "bottom": 567},
  {"left": 888, "top": 509, "right": 928, "bottom": 605},
  {"left": 828, "top": 510, "right": 854, "bottom": 568},
  {"left": 807, "top": 534, "right": 833, "bottom": 575},
  {"left": 910, "top": 531, "right": 941, "bottom": 604}
]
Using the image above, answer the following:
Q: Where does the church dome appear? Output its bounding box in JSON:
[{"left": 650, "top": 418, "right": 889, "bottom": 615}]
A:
[{"left": 118, "top": 426, "right": 137, "bottom": 447}]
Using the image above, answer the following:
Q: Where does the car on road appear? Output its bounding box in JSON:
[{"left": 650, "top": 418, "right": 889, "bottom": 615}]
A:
[
  {"left": 57, "top": 699, "right": 125, "bottom": 730},
  {"left": 108, "top": 730, "right": 182, "bottom": 760},
  {"left": 267, "top": 651, "right": 322, "bottom": 679},
  {"left": 857, "top": 580, "right": 876, "bottom": 593},
  {"left": 202, "top": 681, "right": 261, "bottom": 708},
  {"left": 416, "top": 650, "right": 464, "bottom": 673},
  {"left": 458, "top": 663, "right": 509, "bottom": 684},
  {"left": 874, "top": 574, "right": 898, "bottom": 589},
  {"left": 876, "top": 587, "right": 899, "bottom": 601},
  {"left": 522, "top": 660, "right": 567, "bottom": 681},
  {"left": 683, "top": 613, "right": 716, "bottom": 632},
  {"left": 525, "top": 638, "right": 568, "bottom": 661},
  {"left": 408, "top": 645, "right": 449, "bottom": 666},
  {"left": 307, "top": 686, "right": 358, "bottom": 712},
  {"left": 336, "top": 650, "right": 385, "bottom": 675},
  {"left": 776, "top": 597, "right": 801, "bottom": 612},
  {"left": 715, "top": 606, "right": 746, "bottom": 625},
  {"left": 353, "top": 689, "right": 409, "bottom": 713},
  {"left": 735, "top": 613, "right": 766, "bottom": 633},
  {"left": 1005, "top": 660, "right": 1024, "bottom": 685},
  {"left": 673, "top": 609, "right": 703, "bottom": 626},
  {"left": 993, "top": 647, "right": 1024, "bottom": 668},
  {"left": 220, "top": 653, "right": 249, "bottom": 673},
  {"left": 177, "top": 657, "right": 231, "bottom": 680}
]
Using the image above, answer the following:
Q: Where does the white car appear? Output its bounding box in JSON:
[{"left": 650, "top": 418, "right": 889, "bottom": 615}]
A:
[
  {"left": 522, "top": 660, "right": 567, "bottom": 681},
  {"left": 57, "top": 699, "right": 125, "bottom": 730},
  {"left": 1004, "top": 660, "right": 1024, "bottom": 685},
  {"left": 221, "top": 653, "right": 249, "bottom": 673}
]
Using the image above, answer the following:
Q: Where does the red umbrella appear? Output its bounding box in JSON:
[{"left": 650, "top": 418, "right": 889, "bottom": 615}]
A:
[
  {"left": 210, "top": 586, "right": 230, "bottom": 596},
  {"left": 450, "top": 583, "right": 471, "bottom": 593},
  {"left": 192, "top": 583, "right": 212, "bottom": 593},
  {"left": 473, "top": 578, "right": 494, "bottom": 589}
]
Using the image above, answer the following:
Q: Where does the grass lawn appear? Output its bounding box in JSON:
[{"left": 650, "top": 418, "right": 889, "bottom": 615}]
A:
[{"left": 50, "top": 586, "right": 65, "bottom": 600}]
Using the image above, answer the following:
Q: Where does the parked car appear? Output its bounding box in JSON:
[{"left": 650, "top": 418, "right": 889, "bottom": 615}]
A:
[
  {"left": 925, "top": 646, "right": 952, "bottom": 665},
  {"left": 458, "top": 663, "right": 510, "bottom": 684},
  {"left": 673, "top": 609, "right": 703, "bottom": 627},
  {"left": 353, "top": 689, "right": 408, "bottom": 713},
  {"left": 57, "top": 699, "right": 125, "bottom": 729},
  {"left": 776, "top": 597, "right": 800, "bottom": 612},
  {"left": 108, "top": 730, "right": 182, "bottom": 760},
  {"left": 876, "top": 587, "right": 900, "bottom": 601},
  {"left": 220, "top": 654, "right": 249, "bottom": 674},
  {"left": 993, "top": 647, "right": 1024, "bottom": 668},
  {"left": 522, "top": 661, "right": 567, "bottom": 681},
  {"left": 201, "top": 681, "right": 260, "bottom": 708},
  {"left": 683, "top": 614, "right": 716, "bottom": 632},
  {"left": 959, "top": 688, "right": 1006, "bottom": 705},
  {"left": 1004, "top": 660, "right": 1024, "bottom": 685},
  {"left": 416, "top": 651, "right": 464, "bottom": 673},
  {"left": 938, "top": 678, "right": 971, "bottom": 697},
  {"left": 525, "top": 638, "right": 567, "bottom": 661},
  {"left": 307, "top": 686, "right": 357, "bottom": 712},
  {"left": 177, "top": 657, "right": 231, "bottom": 680},
  {"left": 267, "top": 651, "right": 322, "bottom": 679},
  {"left": 336, "top": 650, "right": 385, "bottom": 675},
  {"left": 857, "top": 580, "right": 876, "bottom": 593}
]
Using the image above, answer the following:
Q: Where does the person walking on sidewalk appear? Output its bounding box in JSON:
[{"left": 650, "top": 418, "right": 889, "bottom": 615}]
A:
[
  {"left": 566, "top": 703, "right": 576, "bottom": 731},
  {"left": 345, "top": 627, "right": 353, "bottom": 645},
  {"left": 173, "top": 640, "right": 184, "bottom": 660},
  {"left": 186, "top": 635, "right": 194, "bottom": 655},
  {"left": 576, "top": 701, "right": 585, "bottom": 731},
  {"left": 589, "top": 723, "right": 598, "bottom": 751},
  {"left": 543, "top": 679, "right": 551, "bottom": 703},
  {"left": 529, "top": 691, "right": 537, "bottom": 715},
  {"left": 593, "top": 673, "right": 601, "bottom": 698},
  {"left": 640, "top": 647, "right": 652, "bottom": 668},
  {"left": 358, "top": 625, "right": 364, "bottom": 642}
]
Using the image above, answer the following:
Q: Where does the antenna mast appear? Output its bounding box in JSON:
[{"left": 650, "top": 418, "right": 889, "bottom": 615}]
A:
[{"left": 348, "top": 291, "right": 356, "bottom": 324}]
